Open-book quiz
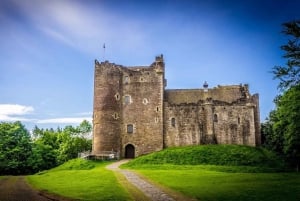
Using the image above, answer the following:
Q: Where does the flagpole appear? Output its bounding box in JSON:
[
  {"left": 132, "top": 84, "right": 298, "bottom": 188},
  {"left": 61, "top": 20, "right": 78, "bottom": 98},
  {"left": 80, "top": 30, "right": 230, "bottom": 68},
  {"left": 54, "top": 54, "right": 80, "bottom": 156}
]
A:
[{"left": 103, "top": 43, "right": 106, "bottom": 61}]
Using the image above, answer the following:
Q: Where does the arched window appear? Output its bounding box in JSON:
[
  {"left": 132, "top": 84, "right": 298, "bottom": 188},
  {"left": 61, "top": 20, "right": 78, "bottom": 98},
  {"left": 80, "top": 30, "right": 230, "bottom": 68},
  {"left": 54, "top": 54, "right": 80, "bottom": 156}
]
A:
[
  {"left": 214, "top": 114, "right": 218, "bottom": 122},
  {"left": 171, "top": 118, "right": 176, "bottom": 127}
]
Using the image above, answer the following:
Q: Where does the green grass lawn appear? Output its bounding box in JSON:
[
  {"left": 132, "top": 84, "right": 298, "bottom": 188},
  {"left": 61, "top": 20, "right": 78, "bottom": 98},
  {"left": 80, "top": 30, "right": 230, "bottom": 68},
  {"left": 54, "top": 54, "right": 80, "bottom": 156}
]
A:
[
  {"left": 130, "top": 165, "right": 300, "bottom": 201},
  {"left": 27, "top": 159, "right": 132, "bottom": 201},
  {"left": 121, "top": 145, "right": 300, "bottom": 201}
]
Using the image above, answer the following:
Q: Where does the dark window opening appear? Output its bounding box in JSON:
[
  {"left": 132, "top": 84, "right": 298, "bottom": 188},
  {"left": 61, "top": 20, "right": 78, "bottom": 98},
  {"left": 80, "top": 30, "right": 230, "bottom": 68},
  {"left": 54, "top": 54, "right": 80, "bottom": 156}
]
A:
[
  {"left": 214, "top": 114, "right": 218, "bottom": 122},
  {"left": 171, "top": 118, "right": 176, "bottom": 127}
]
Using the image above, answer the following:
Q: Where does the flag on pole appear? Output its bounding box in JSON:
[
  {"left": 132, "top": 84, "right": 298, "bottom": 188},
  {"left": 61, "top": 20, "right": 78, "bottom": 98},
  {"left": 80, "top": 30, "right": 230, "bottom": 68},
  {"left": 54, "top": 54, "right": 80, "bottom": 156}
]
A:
[{"left": 103, "top": 43, "right": 106, "bottom": 49}]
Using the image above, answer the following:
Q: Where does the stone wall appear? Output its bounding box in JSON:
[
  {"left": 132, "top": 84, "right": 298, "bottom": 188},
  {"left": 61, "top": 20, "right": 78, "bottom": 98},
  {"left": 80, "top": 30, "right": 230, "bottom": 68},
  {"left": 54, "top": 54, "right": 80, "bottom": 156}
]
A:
[{"left": 164, "top": 85, "right": 260, "bottom": 147}]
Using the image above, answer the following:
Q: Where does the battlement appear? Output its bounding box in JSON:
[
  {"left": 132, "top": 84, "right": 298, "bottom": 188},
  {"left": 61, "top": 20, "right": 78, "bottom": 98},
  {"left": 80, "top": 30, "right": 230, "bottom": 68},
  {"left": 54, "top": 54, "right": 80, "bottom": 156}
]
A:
[{"left": 165, "top": 84, "right": 251, "bottom": 104}]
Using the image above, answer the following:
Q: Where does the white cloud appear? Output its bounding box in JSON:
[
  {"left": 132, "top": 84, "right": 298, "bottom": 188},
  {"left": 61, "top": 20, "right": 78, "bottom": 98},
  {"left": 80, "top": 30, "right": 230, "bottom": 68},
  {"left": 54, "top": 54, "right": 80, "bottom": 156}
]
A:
[
  {"left": 37, "top": 117, "right": 92, "bottom": 124},
  {"left": 0, "top": 104, "right": 34, "bottom": 122}
]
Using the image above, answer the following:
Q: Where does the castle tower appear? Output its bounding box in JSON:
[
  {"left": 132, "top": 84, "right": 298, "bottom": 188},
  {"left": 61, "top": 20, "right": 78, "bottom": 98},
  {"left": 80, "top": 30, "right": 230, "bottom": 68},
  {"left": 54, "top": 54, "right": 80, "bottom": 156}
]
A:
[
  {"left": 92, "top": 60, "right": 122, "bottom": 154},
  {"left": 93, "top": 55, "right": 166, "bottom": 158},
  {"left": 121, "top": 55, "right": 165, "bottom": 158}
]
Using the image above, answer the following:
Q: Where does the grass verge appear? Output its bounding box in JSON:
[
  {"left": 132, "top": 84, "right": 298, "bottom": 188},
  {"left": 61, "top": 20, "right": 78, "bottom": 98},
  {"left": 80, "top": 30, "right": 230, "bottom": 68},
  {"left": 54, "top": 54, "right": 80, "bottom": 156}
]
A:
[
  {"left": 27, "top": 159, "right": 132, "bottom": 201},
  {"left": 129, "top": 165, "right": 300, "bottom": 201}
]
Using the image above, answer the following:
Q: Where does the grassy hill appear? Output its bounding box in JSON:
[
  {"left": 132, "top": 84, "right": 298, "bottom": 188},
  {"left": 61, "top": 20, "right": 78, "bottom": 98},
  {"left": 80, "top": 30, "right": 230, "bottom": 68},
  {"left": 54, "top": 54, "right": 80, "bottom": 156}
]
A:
[{"left": 123, "top": 145, "right": 285, "bottom": 172}]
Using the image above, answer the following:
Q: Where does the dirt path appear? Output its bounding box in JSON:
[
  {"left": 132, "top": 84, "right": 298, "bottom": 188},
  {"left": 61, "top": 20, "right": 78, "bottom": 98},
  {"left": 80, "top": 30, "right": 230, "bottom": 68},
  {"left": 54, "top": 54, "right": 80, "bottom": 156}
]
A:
[
  {"left": 0, "top": 176, "right": 71, "bottom": 201},
  {"left": 107, "top": 160, "right": 194, "bottom": 201}
]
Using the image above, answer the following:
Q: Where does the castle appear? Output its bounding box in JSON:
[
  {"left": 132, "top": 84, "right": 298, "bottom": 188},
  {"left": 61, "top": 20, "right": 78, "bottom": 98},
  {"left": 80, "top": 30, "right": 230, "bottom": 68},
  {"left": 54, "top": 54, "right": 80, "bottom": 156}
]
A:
[{"left": 92, "top": 55, "right": 260, "bottom": 158}]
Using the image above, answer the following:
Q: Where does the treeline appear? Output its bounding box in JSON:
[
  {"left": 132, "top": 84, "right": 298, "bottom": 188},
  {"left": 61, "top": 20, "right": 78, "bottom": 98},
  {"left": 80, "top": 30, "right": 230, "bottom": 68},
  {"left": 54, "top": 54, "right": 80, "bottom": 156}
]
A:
[
  {"left": 262, "top": 20, "right": 300, "bottom": 171},
  {"left": 0, "top": 120, "right": 92, "bottom": 175}
]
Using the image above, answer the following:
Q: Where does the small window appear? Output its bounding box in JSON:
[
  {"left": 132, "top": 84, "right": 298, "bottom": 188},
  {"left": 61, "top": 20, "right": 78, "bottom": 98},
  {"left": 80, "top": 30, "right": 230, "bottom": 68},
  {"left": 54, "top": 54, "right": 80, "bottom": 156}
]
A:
[
  {"left": 124, "top": 95, "right": 131, "bottom": 104},
  {"left": 124, "top": 76, "right": 130, "bottom": 84},
  {"left": 140, "top": 77, "right": 144, "bottom": 82},
  {"left": 115, "top": 93, "right": 120, "bottom": 101},
  {"left": 214, "top": 114, "right": 218, "bottom": 122},
  {"left": 143, "top": 98, "right": 148, "bottom": 105},
  {"left": 238, "top": 117, "right": 240, "bottom": 124},
  {"left": 171, "top": 118, "right": 176, "bottom": 127},
  {"left": 156, "top": 106, "right": 159, "bottom": 112},
  {"left": 127, "top": 124, "right": 133, "bottom": 133},
  {"left": 113, "top": 113, "right": 119, "bottom": 119}
]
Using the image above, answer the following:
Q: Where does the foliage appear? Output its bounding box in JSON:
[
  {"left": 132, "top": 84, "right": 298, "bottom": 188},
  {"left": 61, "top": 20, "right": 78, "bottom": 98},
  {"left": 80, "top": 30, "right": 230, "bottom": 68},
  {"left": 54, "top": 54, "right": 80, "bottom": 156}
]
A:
[
  {"left": 272, "top": 84, "right": 300, "bottom": 170},
  {"left": 134, "top": 167, "right": 300, "bottom": 201},
  {"left": 0, "top": 121, "right": 32, "bottom": 175},
  {"left": 123, "top": 145, "right": 284, "bottom": 171},
  {"left": 0, "top": 120, "right": 92, "bottom": 175},
  {"left": 261, "top": 110, "right": 284, "bottom": 154},
  {"left": 27, "top": 159, "right": 131, "bottom": 201},
  {"left": 272, "top": 20, "right": 300, "bottom": 90},
  {"left": 265, "top": 20, "right": 300, "bottom": 171}
]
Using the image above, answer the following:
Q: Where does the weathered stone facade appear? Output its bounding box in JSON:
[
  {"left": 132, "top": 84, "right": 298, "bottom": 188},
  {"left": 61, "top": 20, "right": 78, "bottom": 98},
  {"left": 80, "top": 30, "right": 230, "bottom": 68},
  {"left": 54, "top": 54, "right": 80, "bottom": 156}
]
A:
[{"left": 93, "top": 55, "right": 260, "bottom": 158}]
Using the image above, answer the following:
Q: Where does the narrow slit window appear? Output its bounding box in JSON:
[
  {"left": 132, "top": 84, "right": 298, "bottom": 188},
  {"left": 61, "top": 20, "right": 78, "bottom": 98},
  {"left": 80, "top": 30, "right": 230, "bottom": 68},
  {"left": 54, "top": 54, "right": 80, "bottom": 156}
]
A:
[{"left": 171, "top": 118, "right": 176, "bottom": 127}]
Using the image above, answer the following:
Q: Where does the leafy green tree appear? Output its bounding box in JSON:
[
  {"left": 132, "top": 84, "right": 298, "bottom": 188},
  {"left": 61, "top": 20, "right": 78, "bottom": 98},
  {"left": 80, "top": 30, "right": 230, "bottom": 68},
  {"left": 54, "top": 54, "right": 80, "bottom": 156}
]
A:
[
  {"left": 56, "top": 122, "right": 92, "bottom": 164},
  {"left": 272, "top": 20, "right": 300, "bottom": 90},
  {"left": 0, "top": 121, "right": 32, "bottom": 175},
  {"left": 273, "top": 85, "right": 300, "bottom": 170},
  {"left": 262, "top": 110, "right": 284, "bottom": 154},
  {"left": 28, "top": 142, "right": 57, "bottom": 172}
]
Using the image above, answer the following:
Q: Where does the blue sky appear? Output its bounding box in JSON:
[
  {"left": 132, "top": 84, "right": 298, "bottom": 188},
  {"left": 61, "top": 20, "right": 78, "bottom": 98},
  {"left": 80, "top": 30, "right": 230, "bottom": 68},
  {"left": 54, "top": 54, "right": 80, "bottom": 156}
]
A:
[{"left": 0, "top": 0, "right": 299, "bottom": 130}]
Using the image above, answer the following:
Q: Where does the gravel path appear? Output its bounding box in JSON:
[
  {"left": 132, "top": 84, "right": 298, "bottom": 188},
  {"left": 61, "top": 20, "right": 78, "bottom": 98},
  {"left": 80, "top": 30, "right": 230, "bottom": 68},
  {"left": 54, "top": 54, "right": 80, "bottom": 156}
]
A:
[{"left": 106, "top": 160, "right": 175, "bottom": 201}]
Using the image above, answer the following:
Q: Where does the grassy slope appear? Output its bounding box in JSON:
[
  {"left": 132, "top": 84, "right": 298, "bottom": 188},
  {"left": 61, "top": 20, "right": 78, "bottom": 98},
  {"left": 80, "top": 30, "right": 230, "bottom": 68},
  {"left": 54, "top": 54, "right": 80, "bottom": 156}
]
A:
[
  {"left": 124, "top": 145, "right": 284, "bottom": 171},
  {"left": 122, "top": 145, "right": 300, "bottom": 201},
  {"left": 27, "top": 159, "right": 132, "bottom": 201}
]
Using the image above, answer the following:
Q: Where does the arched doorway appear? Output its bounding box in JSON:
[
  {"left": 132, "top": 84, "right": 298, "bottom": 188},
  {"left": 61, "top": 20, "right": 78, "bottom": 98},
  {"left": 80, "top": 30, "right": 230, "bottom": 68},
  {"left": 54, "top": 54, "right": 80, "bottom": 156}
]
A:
[{"left": 125, "top": 144, "right": 135, "bottom": 158}]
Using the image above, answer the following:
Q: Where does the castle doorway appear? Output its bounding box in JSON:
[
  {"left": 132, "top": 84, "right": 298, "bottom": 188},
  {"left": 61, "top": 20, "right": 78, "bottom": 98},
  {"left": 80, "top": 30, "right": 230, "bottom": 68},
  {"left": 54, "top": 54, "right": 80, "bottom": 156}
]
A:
[{"left": 125, "top": 144, "right": 135, "bottom": 158}]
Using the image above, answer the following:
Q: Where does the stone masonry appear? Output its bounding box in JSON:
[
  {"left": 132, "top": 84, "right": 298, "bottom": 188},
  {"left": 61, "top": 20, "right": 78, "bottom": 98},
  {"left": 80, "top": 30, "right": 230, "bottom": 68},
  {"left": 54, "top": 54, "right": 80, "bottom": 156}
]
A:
[{"left": 93, "top": 55, "right": 260, "bottom": 158}]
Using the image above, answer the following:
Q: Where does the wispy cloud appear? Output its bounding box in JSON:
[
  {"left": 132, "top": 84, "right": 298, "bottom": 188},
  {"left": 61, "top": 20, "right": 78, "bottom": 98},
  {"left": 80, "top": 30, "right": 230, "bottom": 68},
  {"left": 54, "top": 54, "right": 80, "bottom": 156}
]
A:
[
  {"left": 11, "top": 0, "right": 147, "bottom": 56},
  {"left": 0, "top": 104, "right": 34, "bottom": 122}
]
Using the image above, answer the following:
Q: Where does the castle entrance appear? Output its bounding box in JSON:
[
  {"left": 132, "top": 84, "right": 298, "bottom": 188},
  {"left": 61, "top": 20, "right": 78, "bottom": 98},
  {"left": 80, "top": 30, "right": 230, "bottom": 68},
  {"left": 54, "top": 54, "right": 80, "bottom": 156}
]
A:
[{"left": 125, "top": 144, "right": 135, "bottom": 158}]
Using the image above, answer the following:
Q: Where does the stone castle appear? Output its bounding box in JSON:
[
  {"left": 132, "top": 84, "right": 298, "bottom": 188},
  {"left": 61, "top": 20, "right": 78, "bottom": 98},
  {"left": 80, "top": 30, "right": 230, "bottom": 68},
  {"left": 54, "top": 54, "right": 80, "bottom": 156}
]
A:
[{"left": 92, "top": 55, "right": 260, "bottom": 158}]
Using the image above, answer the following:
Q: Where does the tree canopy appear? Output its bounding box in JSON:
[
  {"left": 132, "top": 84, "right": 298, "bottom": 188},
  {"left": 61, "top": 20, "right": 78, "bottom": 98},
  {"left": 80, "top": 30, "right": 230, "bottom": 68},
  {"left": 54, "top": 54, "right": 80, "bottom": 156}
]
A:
[
  {"left": 272, "top": 20, "right": 300, "bottom": 90},
  {"left": 263, "top": 20, "right": 300, "bottom": 171},
  {"left": 0, "top": 120, "right": 92, "bottom": 175}
]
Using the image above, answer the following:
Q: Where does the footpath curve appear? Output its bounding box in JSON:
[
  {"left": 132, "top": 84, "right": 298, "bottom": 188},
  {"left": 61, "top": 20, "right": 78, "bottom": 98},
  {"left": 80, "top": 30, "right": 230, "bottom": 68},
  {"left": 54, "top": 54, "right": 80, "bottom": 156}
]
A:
[{"left": 107, "top": 160, "right": 177, "bottom": 201}]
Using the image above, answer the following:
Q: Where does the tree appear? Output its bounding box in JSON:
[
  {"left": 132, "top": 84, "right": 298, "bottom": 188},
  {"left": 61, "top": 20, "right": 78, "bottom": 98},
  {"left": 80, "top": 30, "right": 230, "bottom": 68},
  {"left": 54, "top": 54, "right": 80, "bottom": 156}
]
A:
[
  {"left": 0, "top": 122, "right": 32, "bottom": 175},
  {"left": 273, "top": 85, "right": 300, "bottom": 170},
  {"left": 261, "top": 110, "right": 284, "bottom": 154},
  {"left": 272, "top": 20, "right": 300, "bottom": 90}
]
